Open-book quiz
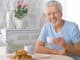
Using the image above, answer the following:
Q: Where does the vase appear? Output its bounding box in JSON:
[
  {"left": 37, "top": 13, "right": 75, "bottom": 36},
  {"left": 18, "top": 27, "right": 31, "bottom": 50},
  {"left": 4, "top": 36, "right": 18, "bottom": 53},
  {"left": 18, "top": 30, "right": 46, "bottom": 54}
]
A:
[
  {"left": 15, "top": 18, "right": 24, "bottom": 29},
  {"left": 6, "top": 11, "right": 11, "bottom": 29}
]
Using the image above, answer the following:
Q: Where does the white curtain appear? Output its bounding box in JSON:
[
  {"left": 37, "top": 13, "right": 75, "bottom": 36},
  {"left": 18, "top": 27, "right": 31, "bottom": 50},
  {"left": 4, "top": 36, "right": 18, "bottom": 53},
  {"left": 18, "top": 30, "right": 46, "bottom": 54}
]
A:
[{"left": 0, "top": 0, "right": 42, "bottom": 29}]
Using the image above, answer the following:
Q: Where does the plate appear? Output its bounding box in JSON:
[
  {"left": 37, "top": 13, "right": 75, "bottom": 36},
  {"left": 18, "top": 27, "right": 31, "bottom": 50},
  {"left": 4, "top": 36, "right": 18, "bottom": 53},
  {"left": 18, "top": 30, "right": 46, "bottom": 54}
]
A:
[{"left": 5, "top": 53, "right": 15, "bottom": 59}]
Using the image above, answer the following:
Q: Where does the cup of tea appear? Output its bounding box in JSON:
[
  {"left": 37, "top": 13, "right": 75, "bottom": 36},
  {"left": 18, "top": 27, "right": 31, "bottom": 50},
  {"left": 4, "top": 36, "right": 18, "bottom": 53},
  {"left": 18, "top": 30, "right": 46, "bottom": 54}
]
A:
[
  {"left": 24, "top": 45, "right": 33, "bottom": 54},
  {"left": 47, "top": 37, "right": 54, "bottom": 43}
]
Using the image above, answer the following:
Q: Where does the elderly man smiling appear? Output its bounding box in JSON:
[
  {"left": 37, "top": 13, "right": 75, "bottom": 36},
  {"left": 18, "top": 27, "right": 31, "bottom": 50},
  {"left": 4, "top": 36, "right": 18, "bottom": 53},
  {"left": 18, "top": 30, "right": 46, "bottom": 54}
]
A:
[{"left": 35, "top": 0, "right": 80, "bottom": 60}]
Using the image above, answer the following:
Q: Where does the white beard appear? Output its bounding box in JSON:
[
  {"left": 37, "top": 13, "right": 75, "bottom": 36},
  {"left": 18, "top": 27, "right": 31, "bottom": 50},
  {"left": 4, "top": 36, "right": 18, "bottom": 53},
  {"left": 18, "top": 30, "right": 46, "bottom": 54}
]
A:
[{"left": 51, "top": 19, "right": 62, "bottom": 26}]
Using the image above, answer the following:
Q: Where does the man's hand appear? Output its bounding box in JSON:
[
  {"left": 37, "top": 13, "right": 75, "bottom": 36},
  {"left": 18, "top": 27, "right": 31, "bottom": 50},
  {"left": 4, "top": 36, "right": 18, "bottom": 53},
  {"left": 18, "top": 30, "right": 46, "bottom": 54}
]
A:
[
  {"left": 53, "top": 37, "right": 65, "bottom": 48},
  {"left": 53, "top": 38, "right": 70, "bottom": 55},
  {"left": 57, "top": 48, "right": 69, "bottom": 55}
]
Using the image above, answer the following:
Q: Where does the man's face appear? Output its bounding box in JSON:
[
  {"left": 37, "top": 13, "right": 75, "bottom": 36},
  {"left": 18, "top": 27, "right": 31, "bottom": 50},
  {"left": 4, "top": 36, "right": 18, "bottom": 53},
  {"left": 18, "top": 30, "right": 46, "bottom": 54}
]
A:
[{"left": 46, "top": 5, "right": 62, "bottom": 26}]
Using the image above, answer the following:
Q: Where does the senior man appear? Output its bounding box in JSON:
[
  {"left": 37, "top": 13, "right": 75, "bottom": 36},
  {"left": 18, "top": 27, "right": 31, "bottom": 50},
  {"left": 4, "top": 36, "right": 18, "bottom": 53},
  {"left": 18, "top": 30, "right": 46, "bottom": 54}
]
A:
[{"left": 35, "top": 0, "right": 80, "bottom": 60}]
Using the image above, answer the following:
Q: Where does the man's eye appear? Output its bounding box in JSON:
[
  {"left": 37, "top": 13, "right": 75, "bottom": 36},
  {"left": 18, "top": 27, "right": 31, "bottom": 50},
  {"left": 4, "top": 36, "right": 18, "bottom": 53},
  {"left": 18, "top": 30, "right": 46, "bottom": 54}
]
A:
[{"left": 47, "top": 13, "right": 51, "bottom": 16}]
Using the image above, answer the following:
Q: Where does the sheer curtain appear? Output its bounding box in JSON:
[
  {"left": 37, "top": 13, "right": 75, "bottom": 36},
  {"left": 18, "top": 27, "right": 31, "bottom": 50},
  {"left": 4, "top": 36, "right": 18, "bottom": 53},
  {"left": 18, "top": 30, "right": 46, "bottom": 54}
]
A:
[
  {"left": 0, "top": 0, "right": 43, "bottom": 29},
  {"left": 0, "top": 0, "right": 43, "bottom": 54}
]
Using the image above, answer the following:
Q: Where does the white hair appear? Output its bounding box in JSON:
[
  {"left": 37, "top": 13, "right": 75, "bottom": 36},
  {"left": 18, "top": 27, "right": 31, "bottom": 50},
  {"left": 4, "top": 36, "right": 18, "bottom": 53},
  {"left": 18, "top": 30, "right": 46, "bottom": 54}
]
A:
[{"left": 45, "top": 0, "right": 62, "bottom": 13}]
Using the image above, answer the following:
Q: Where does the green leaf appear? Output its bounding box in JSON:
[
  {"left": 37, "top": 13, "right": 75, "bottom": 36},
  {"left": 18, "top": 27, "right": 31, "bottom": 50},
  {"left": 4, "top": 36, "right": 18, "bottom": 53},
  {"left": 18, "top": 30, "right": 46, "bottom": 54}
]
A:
[
  {"left": 14, "top": 7, "right": 28, "bottom": 19},
  {"left": 23, "top": 8, "right": 28, "bottom": 13}
]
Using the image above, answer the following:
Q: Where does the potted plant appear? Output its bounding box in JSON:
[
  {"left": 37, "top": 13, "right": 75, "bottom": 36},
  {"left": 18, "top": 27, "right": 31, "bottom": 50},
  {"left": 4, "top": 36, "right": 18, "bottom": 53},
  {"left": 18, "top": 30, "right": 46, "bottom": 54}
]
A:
[{"left": 14, "top": 1, "right": 28, "bottom": 29}]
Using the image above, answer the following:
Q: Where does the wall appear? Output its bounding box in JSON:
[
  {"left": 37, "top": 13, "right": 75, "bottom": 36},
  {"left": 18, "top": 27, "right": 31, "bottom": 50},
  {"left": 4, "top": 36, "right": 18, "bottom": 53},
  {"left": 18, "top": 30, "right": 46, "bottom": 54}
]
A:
[{"left": 66, "top": 0, "right": 80, "bottom": 29}]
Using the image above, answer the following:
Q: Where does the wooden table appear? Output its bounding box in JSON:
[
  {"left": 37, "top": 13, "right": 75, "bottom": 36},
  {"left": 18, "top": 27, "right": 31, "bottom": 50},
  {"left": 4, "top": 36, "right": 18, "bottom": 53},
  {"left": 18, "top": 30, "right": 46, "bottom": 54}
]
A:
[{"left": 0, "top": 53, "right": 74, "bottom": 60}]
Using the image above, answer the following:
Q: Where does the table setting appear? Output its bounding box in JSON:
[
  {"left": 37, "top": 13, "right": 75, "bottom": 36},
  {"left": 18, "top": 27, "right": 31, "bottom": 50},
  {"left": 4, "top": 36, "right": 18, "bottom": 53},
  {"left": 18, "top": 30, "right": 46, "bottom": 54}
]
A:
[{"left": 0, "top": 50, "right": 74, "bottom": 60}]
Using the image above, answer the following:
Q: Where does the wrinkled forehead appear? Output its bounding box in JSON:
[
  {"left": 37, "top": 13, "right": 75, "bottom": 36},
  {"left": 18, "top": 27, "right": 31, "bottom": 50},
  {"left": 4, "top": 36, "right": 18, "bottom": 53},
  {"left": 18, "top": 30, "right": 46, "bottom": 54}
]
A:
[
  {"left": 45, "top": 5, "right": 60, "bottom": 14},
  {"left": 47, "top": 5, "right": 59, "bottom": 10}
]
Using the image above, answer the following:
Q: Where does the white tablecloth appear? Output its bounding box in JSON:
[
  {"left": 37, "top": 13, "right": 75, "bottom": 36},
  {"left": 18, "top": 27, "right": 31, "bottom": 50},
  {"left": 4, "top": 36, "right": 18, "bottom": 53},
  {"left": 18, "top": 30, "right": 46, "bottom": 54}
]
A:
[{"left": 0, "top": 53, "right": 74, "bottom": 60}]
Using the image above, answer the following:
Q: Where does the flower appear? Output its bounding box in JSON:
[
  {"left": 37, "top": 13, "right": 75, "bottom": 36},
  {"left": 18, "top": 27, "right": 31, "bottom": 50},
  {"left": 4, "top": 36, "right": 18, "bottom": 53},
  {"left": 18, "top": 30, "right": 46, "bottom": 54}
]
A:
[{"left": 14, "top": 1, "right": 28, "bottom": 19}]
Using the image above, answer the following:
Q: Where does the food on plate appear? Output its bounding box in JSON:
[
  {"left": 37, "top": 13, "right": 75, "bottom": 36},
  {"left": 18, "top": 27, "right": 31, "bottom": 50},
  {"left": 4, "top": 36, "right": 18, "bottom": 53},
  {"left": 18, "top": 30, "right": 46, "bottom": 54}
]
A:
[{"left": 11, "top": 49, "right": 32, "bottom": 60}]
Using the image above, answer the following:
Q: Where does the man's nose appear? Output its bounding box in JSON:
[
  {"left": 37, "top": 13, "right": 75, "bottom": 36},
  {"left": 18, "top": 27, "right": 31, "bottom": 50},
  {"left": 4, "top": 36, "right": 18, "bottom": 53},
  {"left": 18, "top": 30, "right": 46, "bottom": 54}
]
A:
[{"left": 51, "top": 13, "right": 55, "bottom": 18}]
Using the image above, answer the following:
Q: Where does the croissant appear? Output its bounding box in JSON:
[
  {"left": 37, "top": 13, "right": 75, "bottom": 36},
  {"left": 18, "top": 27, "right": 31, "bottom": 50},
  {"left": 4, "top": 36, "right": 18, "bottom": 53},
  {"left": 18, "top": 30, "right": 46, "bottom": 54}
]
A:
[{"left": 11, "top": 49, "right": 32, "bottom": 60}]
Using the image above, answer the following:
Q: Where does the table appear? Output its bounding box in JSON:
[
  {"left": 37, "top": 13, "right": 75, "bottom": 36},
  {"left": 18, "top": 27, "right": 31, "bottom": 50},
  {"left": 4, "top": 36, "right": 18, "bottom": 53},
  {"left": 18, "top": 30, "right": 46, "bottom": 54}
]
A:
[
  {"left": 0, "top": 53, "right": 74, "bottom": 60},
  {"left": 33, "top": 53, "right": 74, "bottom": 60}
]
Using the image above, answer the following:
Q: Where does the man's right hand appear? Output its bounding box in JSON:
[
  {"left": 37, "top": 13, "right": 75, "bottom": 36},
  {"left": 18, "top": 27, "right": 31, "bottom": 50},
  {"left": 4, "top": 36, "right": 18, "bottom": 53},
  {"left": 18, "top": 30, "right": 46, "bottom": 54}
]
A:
[
  {"left": 53, "top": 37, "right": 66, "bottom": 48},
  {"left": 57, "top": 48, "right": 70, "bottom": 55},
  {"left": 52, "top": 38, "right": 70, "bottom": 55},
  {"left": 57, "top": 49, "right": 66, "bottom": 55}
]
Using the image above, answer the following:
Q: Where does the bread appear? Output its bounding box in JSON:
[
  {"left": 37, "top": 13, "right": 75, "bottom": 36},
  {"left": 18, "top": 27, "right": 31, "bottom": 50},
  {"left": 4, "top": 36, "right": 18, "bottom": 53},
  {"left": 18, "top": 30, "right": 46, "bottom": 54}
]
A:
[{"left": 11, "top": 49, "right": 32, "bottom": 60}]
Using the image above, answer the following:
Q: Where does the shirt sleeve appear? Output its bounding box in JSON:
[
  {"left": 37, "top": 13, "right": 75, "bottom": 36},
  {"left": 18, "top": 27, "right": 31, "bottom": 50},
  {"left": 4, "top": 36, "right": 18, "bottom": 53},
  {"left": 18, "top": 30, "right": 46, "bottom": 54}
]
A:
[
  {"left": 71, "top": 24, "right": 80, "bottom": 44},
  {"left": 38, "top": 25, "right": 47, "bottom": 43}
]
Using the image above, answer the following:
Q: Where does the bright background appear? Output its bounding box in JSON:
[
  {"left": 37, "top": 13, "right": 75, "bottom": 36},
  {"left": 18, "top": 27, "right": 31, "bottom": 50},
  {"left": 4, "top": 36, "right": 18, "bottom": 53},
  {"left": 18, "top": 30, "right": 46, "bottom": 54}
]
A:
[{"left": 66, "top": 0, "right": 80, "bottom": 29}]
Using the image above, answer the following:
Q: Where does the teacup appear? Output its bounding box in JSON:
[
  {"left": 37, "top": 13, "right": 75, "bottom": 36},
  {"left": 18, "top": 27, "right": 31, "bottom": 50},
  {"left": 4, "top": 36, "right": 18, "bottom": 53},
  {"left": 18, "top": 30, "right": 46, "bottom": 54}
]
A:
[
  {"left": 47, "top": 37, "right": 54, "bottom": 43},
  {"left": 24, "top": 45, "right": 33, "bottom": 54}
]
